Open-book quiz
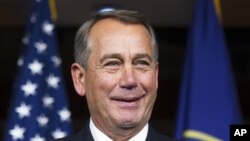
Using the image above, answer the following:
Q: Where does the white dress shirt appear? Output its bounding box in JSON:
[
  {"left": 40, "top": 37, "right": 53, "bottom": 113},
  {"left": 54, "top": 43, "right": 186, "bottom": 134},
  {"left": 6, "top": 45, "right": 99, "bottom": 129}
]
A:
[{"left": 90, "top": 118, "right": 148, "bottom": 141}]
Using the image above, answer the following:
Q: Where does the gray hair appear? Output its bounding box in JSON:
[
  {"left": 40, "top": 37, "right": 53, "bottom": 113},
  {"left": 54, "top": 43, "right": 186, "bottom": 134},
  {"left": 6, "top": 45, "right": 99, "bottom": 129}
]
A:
[{"left": 74, "top": 9, "right": 158, "bottom": 69}]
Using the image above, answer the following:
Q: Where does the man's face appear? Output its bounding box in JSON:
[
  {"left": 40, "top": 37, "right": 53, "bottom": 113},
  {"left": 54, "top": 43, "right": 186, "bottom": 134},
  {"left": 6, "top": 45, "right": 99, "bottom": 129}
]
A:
[{"left": 75, "top": 19, "right": 158, "bottom": 134}]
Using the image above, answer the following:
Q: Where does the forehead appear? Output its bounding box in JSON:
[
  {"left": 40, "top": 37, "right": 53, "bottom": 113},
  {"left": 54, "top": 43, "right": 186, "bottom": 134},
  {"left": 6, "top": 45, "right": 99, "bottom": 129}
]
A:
[
  {"left": 89, "top": 19, "right": 152, "bottom": 49},
  {"left": 88, "top": 19, "right": 153, "bottom": 57}
]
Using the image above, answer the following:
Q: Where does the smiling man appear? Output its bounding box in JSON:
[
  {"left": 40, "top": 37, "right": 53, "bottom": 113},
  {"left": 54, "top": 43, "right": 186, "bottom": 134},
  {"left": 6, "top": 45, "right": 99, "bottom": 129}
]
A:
[{"left": 53, "top": 10, "right": 175, "bottom": 141}]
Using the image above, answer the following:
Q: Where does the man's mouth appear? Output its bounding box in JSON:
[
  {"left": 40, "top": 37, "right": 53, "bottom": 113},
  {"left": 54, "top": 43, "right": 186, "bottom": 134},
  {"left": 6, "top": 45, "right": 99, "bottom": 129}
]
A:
[{"left": 110, "top": 95, "right": 145, "bottom": 108}]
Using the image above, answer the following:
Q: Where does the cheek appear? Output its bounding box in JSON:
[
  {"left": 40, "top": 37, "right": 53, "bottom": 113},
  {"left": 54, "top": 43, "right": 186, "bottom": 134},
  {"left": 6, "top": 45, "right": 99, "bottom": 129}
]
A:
[
  {"left": 138, "top": 72, "right": 158, "bottom": 90},
  {"left": 92, "top": 72, "right": 121, "bottom": 94},
  {"left": 85, "top": 72, "right": 117, "bottom": 112}
]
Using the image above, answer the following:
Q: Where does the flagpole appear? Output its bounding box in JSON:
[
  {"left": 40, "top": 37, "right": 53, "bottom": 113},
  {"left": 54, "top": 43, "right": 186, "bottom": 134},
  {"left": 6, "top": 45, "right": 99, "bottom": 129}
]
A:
[{"left": 49, "top": 0, "right": 58, "bottom": 21}]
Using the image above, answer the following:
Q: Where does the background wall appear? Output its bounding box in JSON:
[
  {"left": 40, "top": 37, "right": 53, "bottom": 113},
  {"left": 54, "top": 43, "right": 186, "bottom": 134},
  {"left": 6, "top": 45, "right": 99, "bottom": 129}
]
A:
[{"left": 0, "top": 0, "right": 250, "bottom": 138}]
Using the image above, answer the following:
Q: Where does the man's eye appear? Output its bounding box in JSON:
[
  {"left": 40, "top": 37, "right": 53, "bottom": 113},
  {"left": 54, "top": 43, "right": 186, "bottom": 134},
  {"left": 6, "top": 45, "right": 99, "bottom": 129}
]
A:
[
  {"left": 104, "top": 61, "right": 120, "bottom": 67},
  {"left": 134, "top": 60, "right": 150, "bottom": 66},
  {"left": 103, "top": 61, "right": 121, "bottom": 72},
  {"left": 134, "top": 60, "right": 151, "bottom": 71}
]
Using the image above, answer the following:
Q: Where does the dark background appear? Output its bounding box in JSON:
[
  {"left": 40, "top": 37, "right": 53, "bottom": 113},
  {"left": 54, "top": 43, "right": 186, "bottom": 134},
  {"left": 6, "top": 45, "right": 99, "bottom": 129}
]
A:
[{"left": 0, "top": 0, "right": 250, "bottom": 139}]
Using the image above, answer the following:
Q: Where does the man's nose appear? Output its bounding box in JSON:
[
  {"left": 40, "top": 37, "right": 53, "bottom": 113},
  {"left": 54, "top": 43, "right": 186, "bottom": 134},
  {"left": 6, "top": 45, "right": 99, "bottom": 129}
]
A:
[{"left": 119, "top": 65, "right": 137, "bottom": 90}]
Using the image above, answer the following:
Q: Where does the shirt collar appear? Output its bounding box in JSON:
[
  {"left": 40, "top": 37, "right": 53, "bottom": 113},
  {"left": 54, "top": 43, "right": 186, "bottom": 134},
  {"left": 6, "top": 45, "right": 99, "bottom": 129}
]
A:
[{"left": 89, "top": 118, "right": 148, "bottom": 141}]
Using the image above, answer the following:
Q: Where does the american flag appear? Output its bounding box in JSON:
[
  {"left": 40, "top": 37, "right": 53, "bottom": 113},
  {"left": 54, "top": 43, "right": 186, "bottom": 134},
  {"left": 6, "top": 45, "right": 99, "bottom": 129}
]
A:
[{"left": 4, "top": 0, "right": 72, "bottom": 140}]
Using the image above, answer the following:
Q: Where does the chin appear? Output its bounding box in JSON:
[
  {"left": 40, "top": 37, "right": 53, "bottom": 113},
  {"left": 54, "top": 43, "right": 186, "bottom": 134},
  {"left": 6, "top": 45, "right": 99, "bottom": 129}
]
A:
[
  {"left": 115, "top": 115, "right": 142, "bottom": 129},
  {"left": 118, "top": 120, "right": 138, "bottom": 129}
]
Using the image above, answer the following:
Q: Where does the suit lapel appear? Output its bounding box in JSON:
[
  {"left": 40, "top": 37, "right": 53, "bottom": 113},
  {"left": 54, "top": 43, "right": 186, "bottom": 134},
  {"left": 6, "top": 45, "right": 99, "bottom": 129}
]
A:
[
  {"left": 146, "top": 125, "right": 157, "bottom": 141},
  {"left": 73, "top": 121, "right": 94, "bottom": 141}
]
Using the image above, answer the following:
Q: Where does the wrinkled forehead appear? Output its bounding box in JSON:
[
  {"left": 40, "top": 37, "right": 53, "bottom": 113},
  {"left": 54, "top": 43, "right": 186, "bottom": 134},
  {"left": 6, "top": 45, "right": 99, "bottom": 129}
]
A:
[
  {"left": 90, "top": 19, "right": 150, "bottom": 43},
  {"left": 87, "top": 19, "right": 153, "bottom": 59},
  {"left": 89, "top": 18, "right": 151, "bottom": 44}
]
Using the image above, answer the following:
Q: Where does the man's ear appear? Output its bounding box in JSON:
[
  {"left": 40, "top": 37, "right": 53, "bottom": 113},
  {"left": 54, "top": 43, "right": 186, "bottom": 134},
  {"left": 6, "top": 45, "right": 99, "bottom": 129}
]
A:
[
  {"left": 155, "top": 62, "right": 159, "bottom": 89},
  {"left": 71, "top": 63, "right": 86, "bottom": 96}
]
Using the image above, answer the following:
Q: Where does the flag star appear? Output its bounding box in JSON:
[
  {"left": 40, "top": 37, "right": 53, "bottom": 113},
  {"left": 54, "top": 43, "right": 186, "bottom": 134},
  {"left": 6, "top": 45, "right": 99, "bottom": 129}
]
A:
[
  {"left": 15, "top": 102, "right": 32, "bottom": 119},
  {"left": 42, "top": 95, "right": 54, "bottom": 108},
  {"left": 30, "top": 134, "right": 45, "bottom": 141},
  {"left": 46, "top": 74, "right": 60, "bottom": 89},
  {"left": 9, "top": 125, "right": 25, "bottom": 141},
  {"left": 28, "top": 60, "right": 44, "bottom": 75},
  {"left": 37, "top": 114, "right": 49, "bottom": 127},
  {"left": 58, "top": 108, "right": 71, "bottom": 122},
  {"left": 30, "top": 13, "right": 37, "bottom": 23},
  {"left": 22, "top": 34, "right": 29, "bottom": 44},
  {"left": 21, "top": 81, "right": 38, "bottom": 96},
  {"left": 51, "top": 128, "right": 67, "bottom": 139},
  {"left": 17, "top": 57, "right": 24, "bottom": 67},
  {"left": 42, "top": 21, "right": 54, "bottom": 35},
  {"left": 34, "top": 41, "right": 47, "bottom": 54},
  {"left": 51, "top": 56, "right": 61, "bottom": 67}
]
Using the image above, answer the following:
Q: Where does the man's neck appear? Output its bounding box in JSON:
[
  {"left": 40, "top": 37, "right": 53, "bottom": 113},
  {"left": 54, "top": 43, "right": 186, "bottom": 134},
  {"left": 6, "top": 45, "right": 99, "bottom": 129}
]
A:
[{"left": 89, "top": 118, "right": 148, "bottom": 141}]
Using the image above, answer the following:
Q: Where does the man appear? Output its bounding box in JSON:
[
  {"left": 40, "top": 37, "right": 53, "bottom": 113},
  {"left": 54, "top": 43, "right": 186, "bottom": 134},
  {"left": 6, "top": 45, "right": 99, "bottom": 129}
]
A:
[{"left": 54, "top": 9, "right": 175, "bottom": 141}]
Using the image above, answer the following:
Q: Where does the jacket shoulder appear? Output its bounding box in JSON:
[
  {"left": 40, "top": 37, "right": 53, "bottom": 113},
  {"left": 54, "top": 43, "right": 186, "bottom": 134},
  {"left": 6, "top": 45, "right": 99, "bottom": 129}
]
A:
[
  {"left": 146, "top": 126, "right": 177, "bottom": 141},
  {"left": 49, "top": 124, "right": 94, "bottom": 141}
]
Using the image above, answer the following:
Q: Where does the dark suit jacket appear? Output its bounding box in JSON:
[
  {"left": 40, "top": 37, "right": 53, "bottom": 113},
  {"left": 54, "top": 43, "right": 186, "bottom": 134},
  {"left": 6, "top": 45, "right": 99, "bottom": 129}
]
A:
[{"left": 51, "top": 122, "right": 176, "bottom": 141}]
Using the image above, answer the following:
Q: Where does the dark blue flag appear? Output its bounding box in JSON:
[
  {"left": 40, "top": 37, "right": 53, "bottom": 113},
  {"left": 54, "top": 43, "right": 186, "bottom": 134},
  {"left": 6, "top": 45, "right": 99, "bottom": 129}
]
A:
[
  {"left": 4, "top": 0, "right": 72, "bottom": 140},
  {"left": 175, "top": 0, "right": 243, "bottom": 140}
]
